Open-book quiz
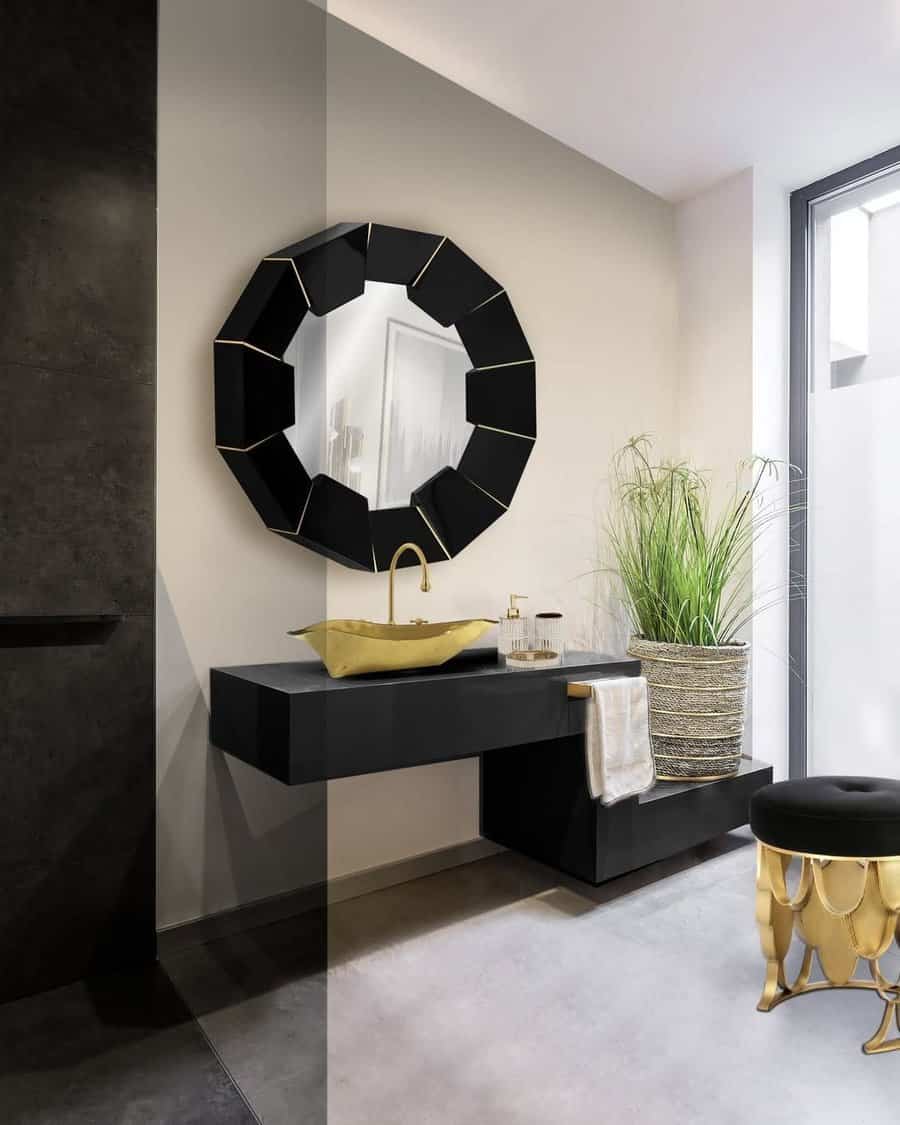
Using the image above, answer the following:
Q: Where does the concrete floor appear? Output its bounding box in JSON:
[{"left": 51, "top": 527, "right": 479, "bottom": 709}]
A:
[
  {"left": 4, "top": 834, "right": 896, "bottom": 1122},
  {"left": 163, "top": 829, "right": 899, "bottom": 1124},
  {"left": 0, "top": 965, "right": 256, "bottom": 1124}
]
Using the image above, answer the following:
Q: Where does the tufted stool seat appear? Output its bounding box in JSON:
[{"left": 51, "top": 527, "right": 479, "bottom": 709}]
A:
[
  {"left": 751, "top": 776, "right": 900, "bottom": 857},
  {"left": 750, "top": 777, "right": 900, "bottom": 1055}
]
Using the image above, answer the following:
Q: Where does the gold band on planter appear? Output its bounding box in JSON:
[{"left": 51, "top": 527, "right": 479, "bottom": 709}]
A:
[{"left": 755, "top": 841, "right": 900, "bottom": 1054}]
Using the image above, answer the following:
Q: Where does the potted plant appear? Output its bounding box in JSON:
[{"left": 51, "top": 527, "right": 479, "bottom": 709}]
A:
[{"left": 604, "top": 437, "right": 785, "bottom": 781}]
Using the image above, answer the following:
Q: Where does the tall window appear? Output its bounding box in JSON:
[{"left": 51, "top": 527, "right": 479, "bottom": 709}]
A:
[{"left": 791, "top": 147, "right": 900, "bottom": 778}]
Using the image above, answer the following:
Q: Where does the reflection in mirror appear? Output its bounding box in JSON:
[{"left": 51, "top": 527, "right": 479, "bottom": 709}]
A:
[{"left": 283, "top": 282, "right": 473, "bottom": 509}]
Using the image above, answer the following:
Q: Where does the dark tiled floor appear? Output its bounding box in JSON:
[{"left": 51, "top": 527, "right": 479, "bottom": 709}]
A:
[{"left": 0, "top": 965, "right": 257, "bottom": 1124}]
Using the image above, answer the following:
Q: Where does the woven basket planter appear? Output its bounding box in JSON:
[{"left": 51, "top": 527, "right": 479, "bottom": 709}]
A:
[{"left": 627, "top": 637, "right": 750, "bottom": 781}]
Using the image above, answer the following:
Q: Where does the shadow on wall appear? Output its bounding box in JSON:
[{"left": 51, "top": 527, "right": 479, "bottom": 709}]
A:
[{"left": 156, "top": 572, "right": 326, "bottom": 930}]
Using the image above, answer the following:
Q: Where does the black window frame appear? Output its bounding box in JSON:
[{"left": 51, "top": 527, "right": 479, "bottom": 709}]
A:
[{"left": 789, "top": 141, "right": 900, "bottom": 777}]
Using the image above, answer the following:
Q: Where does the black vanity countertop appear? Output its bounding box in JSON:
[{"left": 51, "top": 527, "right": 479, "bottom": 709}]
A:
[{"left": 210, "top": 648, "right": 639, "bottom": 784}]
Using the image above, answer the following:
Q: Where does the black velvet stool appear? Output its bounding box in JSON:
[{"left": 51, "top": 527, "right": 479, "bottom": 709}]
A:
[{"left": 750, "top": 777, "right": 900, "bottom": 1054}]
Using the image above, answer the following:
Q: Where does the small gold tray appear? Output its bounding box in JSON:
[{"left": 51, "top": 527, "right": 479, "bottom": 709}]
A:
[{"left": 505, "top": 648, "right": 561, "bottom": 670}]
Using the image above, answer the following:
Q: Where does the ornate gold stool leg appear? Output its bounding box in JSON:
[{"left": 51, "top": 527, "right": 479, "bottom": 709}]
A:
[
  {"left": 756, "top": 843, "right": 806, "bottom": 1011},
  {"left": 757, "top": 946, "right": 814, "bottom": 1011},
  {"left": 862, "top": 957, "right": 900, "bottom": 1055},
  {"left": 862, "top": 995, "right": 900, "bottom": 1055},
  {"left": 757, "top": 959, "right": 783, "bottom": 1012}
]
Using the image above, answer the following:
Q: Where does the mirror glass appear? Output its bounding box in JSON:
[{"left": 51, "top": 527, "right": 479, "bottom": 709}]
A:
[{"left": 284, "top": 282, "right": 473, "bottom": 509}]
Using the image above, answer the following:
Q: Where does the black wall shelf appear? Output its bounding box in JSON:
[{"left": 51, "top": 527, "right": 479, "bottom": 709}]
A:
[
  {"left": 0, "top": 614, "right": 123, "bottom": 648},
  {"left": 0, "top": 614, "right": 123, "bottom": 625}
]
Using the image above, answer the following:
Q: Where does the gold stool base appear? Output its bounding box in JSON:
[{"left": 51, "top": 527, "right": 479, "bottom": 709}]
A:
[{"left": 755, "top": 841, "right": 900, "bottom": 1056}]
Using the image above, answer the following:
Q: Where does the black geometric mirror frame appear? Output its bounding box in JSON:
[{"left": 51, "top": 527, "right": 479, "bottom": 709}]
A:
[{"left": 214, "top": 223, "right": 536, "bottom": 571}]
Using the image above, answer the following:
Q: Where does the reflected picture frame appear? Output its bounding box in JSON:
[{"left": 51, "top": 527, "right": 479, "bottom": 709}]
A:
[{"left": 376, "top": 318, "right": 472, "bottom": 510}]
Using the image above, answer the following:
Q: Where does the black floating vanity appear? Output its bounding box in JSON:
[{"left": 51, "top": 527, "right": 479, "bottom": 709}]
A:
[
  {"left": 210, "top": 649, "right": 638, "bottom": 783},
  {"left": 210, "top": 649, "right": 772, "bottom": 886}
]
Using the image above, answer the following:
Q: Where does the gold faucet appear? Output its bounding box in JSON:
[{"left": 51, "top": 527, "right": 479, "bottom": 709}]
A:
[{"left": 387, "top": 542, "right": 431, "bottom": 625}]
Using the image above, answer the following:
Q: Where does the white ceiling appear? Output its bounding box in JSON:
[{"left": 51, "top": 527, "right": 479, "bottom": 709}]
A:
[{"left": 330, "top": 0, "right": 900, "bottom": 201}]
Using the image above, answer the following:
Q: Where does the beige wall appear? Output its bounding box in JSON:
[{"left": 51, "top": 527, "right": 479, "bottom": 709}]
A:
[
  {"left": 323, "top": 18, "right": 680, "bottom": 878},
  {"left": 157, "top": 3, "right": 680, "bottom": 926},
  {"left": 674, "top": 167, "right": 790, "bottom": 780},
  {"left": 675, "top": 170, "right": 754, "bottom": 495}
]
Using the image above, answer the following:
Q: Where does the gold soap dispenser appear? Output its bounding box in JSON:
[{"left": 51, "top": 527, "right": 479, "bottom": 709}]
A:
[{"left": 498, "top": 594, "right": 530, "bottom": 661}]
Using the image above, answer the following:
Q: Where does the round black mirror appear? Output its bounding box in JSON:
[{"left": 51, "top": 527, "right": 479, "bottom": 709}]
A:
[{"left": 214, "top": 223, "right": 535, "bottom": 570}]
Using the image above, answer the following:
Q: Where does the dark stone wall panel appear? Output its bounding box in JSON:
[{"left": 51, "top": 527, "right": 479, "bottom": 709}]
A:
[
  {"left": 1, "top": 1, "right": 157, "bottom": 157},
  {"left": 0, "top": 0, "right": 157, "bottom": 1000},
  {"left": 0, "top": 616, "right": 154, "bottom": 869},
  {"left": 0, "top": 365, "right": 154, "bottom": 615},
  {"left": 0, "top": 615, "right": 155, "bottom": 998},
  {"left": 0, "top": 847, "right": 155, "bottom": 1004},
  {"left": 0, "top": 118, "right": 156, "bottom": 382}
]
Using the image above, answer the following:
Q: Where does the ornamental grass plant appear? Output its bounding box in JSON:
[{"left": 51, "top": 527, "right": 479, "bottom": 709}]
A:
[{"left": 606, "top": 436, "right": 788, "bottom": 648}]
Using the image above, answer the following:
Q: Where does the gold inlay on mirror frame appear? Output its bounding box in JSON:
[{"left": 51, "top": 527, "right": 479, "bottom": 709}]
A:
[
  {"left": 473, "top": 358, "right": 533, "bottom": 372},
  {"left": 216, "top": 430, "right": 280, "bottom": 454},
  {"left": 413, "top": 506, "right": 451, "bottom": 561},
  {"left": 755, "top": 840, "right": 900, "bottom": 1055},
  {"left": 475, "top": 423, "right": 535, "bottom": 441},
  {"left": 466, "top": 287, "right": 506, "bottom": 314},
  {"left": 214, "top": 338, "right": 282, "bottom": 363},
  {"left": 263, "top": 256, "right": 312, "bottom": 308},
  {"left": 410, "top": 236, "right": 447, "bottom": 288},
  {"left": 265, "top": 481, "right": 314, "bottom": 538},
  {"left": 461, "top": 474, "right": 508, "bottom": 511}
]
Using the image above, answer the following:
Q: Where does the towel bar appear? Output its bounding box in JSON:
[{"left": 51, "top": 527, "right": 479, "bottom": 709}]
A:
[{"left": 566, "top": 682, "right": 592, "bottom": 699}]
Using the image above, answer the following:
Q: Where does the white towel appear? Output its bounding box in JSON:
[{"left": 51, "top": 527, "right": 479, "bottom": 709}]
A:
[{"left": 579, "top": 676, "right": 655, "bottom": 805}]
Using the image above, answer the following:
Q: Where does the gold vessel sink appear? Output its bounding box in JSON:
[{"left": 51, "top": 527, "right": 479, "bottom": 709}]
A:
[
  {"left": 289, "top": 617, "right": 495, "bottom": 678},
  {"left": 289, "top": 540, "right": 494, "bottom": 677}
]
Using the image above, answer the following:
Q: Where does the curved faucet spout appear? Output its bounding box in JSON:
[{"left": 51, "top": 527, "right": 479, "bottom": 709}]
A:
[{"left": 387, "top": 542, "right": 431, "bottom": 625}]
